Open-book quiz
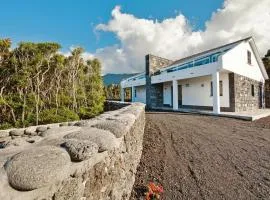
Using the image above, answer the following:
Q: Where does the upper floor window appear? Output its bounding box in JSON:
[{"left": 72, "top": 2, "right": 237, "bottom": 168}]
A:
[{"left": 247, "top": 50, "right": 252, "bottom": 65}]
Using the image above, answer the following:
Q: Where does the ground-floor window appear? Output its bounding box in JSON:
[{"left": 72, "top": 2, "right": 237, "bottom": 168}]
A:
[
  {"left": 210, "top": 81, "right": 223, "bottom": 96},
  {"left": 251, "top": 84, "right": 255, "bottom": 96}
]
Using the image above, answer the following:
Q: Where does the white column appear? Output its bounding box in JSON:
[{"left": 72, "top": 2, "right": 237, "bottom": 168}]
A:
[
  {"left": 173, "top": 80, "right": 178, "bottom": 110},
  {"left": 120, "top": 87, "right": 125, "bottom": 102},
  {"left": 131, "top": 86, "right": 135, "bottom": 102},
  {"left": 212, "top": 71, "right": 220, "bottom": 114}
]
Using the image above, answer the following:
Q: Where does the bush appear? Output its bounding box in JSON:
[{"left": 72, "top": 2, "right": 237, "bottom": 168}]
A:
[
  {"left": 0, "top": 122, "right": 13, "bottom": 130},
  {"left": 39, "top": 107, "right": 80, "bottom": 124}
]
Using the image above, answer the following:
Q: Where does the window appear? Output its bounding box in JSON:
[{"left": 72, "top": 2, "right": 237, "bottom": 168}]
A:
[
  {"left": 134, "top": 89, "right": 137, "bottom": 97},
  {"left": 210, "top": 81, "right": 223, "bottom": 96},
  {"left": 210, "top": 82, "right": 213, "bottom": 96},
  {"left": 251, "top": 85, "right": 255, "bottom": 97},
  {"left": 247, "top": 50, "right": 252, "bottom": 65},
  {"left": 220, "top": 81, "right": 223, "bottom": 96}
]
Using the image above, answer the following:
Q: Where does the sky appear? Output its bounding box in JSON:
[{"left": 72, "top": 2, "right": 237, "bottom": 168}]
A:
[{"left": 1, "top": 0, "right": 270, "bottom": 74}]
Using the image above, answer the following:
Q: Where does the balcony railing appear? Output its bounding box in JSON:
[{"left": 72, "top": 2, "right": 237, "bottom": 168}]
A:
[{"left": 159, "top": 48, "right": 231, "bottom": 74}]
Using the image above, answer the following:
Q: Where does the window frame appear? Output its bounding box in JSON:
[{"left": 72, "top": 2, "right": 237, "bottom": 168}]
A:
[
  {"left": 247, "top": 50, "right": 252, "bottom": 65},
  {"left": 210, "top": 81, "right": 223, "bottom": 96}
]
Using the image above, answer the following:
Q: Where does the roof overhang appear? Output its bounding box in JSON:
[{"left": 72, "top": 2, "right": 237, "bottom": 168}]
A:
[{"left": 248, "top": 38, "right": 269, "bottom": 80}]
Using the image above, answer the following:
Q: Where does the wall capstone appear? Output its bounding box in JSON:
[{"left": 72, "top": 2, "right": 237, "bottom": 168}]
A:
[{"left": 0, "top": 102, "right": 145, "bottom": 200}]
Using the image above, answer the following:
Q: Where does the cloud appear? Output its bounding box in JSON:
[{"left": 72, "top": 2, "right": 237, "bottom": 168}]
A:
[{"left": 94, "top": 0, "right": 270, "bottom": 74}]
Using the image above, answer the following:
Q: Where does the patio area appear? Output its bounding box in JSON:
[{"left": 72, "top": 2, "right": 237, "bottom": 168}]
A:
[{"left": 151, "top": 107, "right": 270, "bottom": 121}]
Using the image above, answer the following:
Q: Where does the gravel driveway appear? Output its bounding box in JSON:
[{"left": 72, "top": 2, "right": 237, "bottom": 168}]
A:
[{"left": 131, "top": 112, "right": 270, "bottom": 200}]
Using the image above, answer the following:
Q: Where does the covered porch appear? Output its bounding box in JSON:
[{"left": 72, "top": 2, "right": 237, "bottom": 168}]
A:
[{"left": 152, "top": 71, "right": 227, "bottom": 114}]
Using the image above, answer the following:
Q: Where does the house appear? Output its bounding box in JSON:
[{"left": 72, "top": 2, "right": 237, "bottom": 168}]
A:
[{"left": 120, "top": 37, "right": 269, "bottom": 114}]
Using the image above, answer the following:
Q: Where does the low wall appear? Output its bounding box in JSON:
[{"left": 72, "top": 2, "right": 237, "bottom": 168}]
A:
[
  {"left": 104, "top": 100, "right": 130, "bottom": 111},
  {"left": 0, "top": 102, "right": 145, "bottom": 200}
]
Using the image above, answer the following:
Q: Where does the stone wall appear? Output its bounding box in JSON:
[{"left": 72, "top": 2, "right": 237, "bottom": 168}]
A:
[
  {"left": 104, "top": 100, "right": 130, "bottom": 111},
  {"left": 0, "top": 102, "right": 145, "bottom": 200},
  {"left": 145, "top": 54, "right": 173, "bottom": 76},
  {"left": 145, "top": 54, "right": 173, "bottom": 109},
  {"left": 229, "top": 73, "right": 262, "bottom": 112}
]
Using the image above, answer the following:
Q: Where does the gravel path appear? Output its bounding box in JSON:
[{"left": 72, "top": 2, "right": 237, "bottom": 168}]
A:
[{"left": 131, "top": 112, "right": 270, "bottom": 200}]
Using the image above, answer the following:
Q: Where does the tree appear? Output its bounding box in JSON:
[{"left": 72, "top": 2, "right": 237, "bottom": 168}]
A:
[{"left": 0, "top": 38, "right": 105, "bottom": 128}]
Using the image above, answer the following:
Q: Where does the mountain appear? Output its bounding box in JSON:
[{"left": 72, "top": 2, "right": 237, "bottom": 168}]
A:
[{"left": 102, "top": 73, "right": 138, "bottom": 86}]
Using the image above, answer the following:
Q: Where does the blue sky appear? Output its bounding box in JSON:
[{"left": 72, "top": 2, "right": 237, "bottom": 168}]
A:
[
  {"left": 1, "top": 0, "right": 269, "bottom": 74},
  {"left": 0, "top": 0, "right": 223, "bottom": 52}
]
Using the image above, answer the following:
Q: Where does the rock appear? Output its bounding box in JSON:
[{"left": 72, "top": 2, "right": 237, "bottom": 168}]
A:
[
  {"left": 26, "top": 136, "right": 43, "bottom": 144},
  {"left": 68, "top": 122, "right": 76, "bottom": 126},
  {"left": 11, "top": 135, "right": 21, "bottom": 139},
  {"left": 24, "top": 127, "right": 37, "bottom": 136},
  {"left": 0, "top": 136, "right": 12, "bottom": 148},
  {"left": 64, "top": 127, "right": 118, "bottom": 152},
  {"left": 40, "top": 126, "right": 81, "bottom": 137},
  {"left": 9, "top": 129, "right": 24, "bottom": 136},
  {"left": 92, "top": 115, "right": 134, "bottom": 138},
  {"left": 2, "top": 137, "right": 29, "bottom": 148},
  {"left": 53, "top": 177, "right": 84, "bottom": 200},
  {"left": 62, "top": 139, "right": 98, "bottom": 162},
  {"left": 36, "top": 126, "right": 48, "bottom": 133},
  {"left": 59, "top": 122, "right": 69, "bottom": 127},
  {"left": 47, "top": 124, "right": 60, "bottom": 129},
  {"left": 5, "top": 146, "right": 71, "bottom": 191},
  {"left": 0, "top": 130, "right": 9, "bottom": 138}
]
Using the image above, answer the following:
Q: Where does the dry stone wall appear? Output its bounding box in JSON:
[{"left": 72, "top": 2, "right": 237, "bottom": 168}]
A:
[{"left": 0, "top": 102, "right": 145, "bottom": 200}]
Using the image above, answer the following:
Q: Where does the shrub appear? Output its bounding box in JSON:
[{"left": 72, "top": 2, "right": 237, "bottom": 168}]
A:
[
  {"left": 0, "top": 122, "right": 13, "bottom": 130},
  {"left": 39, "top": 107, "right": 80, "bottom": 124}
]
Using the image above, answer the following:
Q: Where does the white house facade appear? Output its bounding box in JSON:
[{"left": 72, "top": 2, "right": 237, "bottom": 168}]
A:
[{"left": 120, "top": 37, "right": 269, "bottom": 114}]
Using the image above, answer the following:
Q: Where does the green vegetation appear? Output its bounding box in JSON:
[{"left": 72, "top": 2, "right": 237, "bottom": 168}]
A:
[
  {"left": 104, "top": 84, "right": 132, "bottom": 101},
  {"left": 0, "top": 38, "right": 105, "bottom": 128},
  {"left": 105, "top": 84, "right": 121, "bottom": 100},
  {"left": 263, "top": 50, "right": 270, "bottom": 71}
]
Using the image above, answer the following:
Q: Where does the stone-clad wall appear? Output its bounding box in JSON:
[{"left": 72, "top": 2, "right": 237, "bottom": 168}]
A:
[
  {"left": 229, "top": 73, "right": 262, "bottom": 112},
  {"left": 148, "top": 83, "right": 164, "bottom": 108},
  {"left": 145, "top": 54, "right": 173, "bottom": 109},
  {"left": 0, "top": 102, "right": 145, "bottom": 200},
  {"left": 145, "top": 54, "right": 173, "bottom": 76}
]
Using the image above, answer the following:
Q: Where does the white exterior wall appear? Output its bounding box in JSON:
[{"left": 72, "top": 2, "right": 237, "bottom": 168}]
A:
[
  {"left": 151, "top": 62, "right": 220, "bottom": 84},
  {"left": 222, "top": 41, "right": 265, "bottom": 82},
  {"left": 177, "top": 73, "right": 230, "bottom": 108},
  {"left": 134, "top": 85, "right": 146, "bottom": 104},
  {"left": 163, "top": 82, "right": 172, "bottom": 106}
]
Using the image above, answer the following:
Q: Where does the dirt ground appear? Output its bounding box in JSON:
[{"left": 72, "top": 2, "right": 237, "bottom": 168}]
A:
[{"left": 130, "top": 112, "right": 270, "bottom": 200}]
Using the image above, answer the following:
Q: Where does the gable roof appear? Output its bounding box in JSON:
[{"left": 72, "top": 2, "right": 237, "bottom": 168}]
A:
[
  {"left": 171, "top": 37, "right": 252, "bottom": 67},
  {"left": 159, "top": 37, "right": 252, "bottom": 73}
]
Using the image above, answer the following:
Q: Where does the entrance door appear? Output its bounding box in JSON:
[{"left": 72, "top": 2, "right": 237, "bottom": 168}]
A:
[{"left": 178, "top": 85, "right": 182, "bottom": 107}]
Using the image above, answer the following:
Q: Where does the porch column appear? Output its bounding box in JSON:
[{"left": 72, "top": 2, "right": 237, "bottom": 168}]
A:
[
  {"left": 173, "top": 80, "right": 178, "bottom": 110},
  {"left": 131, "top": 86, "right": 135, "bottom": 102},
  {"left": 212, "top": 71, "right": 220, "bottom": 114},
  {"left": 120, "top": 87, "right": 125, "bottom": 102}
]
